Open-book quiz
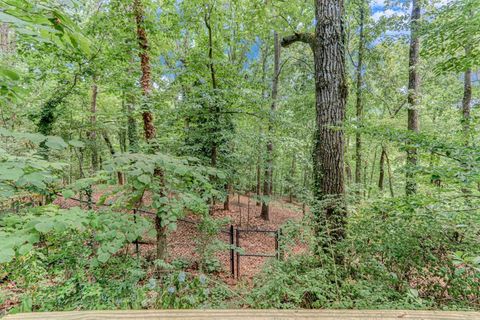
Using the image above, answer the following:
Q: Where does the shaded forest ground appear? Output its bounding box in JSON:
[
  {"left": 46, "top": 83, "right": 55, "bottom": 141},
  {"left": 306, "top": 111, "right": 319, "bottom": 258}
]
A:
[{"left": 54, "top": 193, "right": 306, "bottom": 283}]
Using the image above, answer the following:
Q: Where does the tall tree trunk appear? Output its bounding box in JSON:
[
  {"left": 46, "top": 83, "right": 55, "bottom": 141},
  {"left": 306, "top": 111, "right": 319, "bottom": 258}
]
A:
[
  {"left": 282, "top": 0, "right": 347, "bottom": 249},
  {"left": 385, "top": 149, "right": 395, "bottom": 197},
  {"left": 288, "top": 155, "right": 296, "bottom": 203},
  {"left": 134, "top": 0, "right": 155, "bottom": 142},
  {"left": 378, "top": 146, "right": 386, "bottom": 191},
  {"left": 462, "top": 67, "right": 472, "bottom": 143},
  {"left": 102, "top": 131, "right": 124, "bottom": 185},
  {"left": 354, "top": 0, "right": 366, "bottom": 195},
  {"left": 367, "top": 147, "right": 377, "bottom": 198},
  {"left": 405, "top": 0, "right": 421, "bottom": 196},
  {"left": 461, "top": 47, "right": 472, "bottom": 194},
  {"left": 89, "top": 78, "right": 98, "bottom": 173},
  {"left": 256, "top": 160, "right": 261, "bottom": 206},
  {"left": 204, "top": 5, "right": 227, "bottom": 212},
  {"left": 261, "top": 31, "right": 281, "bottom": 221},
  {"left": 133, "top": 0, "right": 166, "bottom": 261},
  {"left": 312, "top": 0, "right": 347, "bottom": 247},
  {"left": 204, "top": 4, "right": 219, "bottom": 167},
  {"left": 126, "top": 94, "right": 138, "bottom": 153}
]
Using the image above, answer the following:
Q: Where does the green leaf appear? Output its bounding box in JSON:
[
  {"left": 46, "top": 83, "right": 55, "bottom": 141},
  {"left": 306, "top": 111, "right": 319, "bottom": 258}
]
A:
[
  {"left": 0, "top": 248, "right": 15, "bottom": 263},
  {"left": 21, "top": 172, "right": 46, "bottom": 189},
  {"left": 34, "top": 221, "right": 54, "bottom": 233},
  {"left": 61, "top": 189, "right": 75, "bottom": 199},
  {"left": 0, "top": 65, "right": 20, "bottom": 80},
  {"left": 45, "top": 136, "right": 68, "bottom": 150},
  {"left": 18, "top": 243, "right": 33, "bottom": 255},
  {"left": 137, "top": 174, "right": 151, "bottom": 184},
  {"left": 0, "top": 167, "right": 23, "bottom": 181},
  {"left": 97, "top": 252, "right": 110, "bottom": 263},
  {"left": 69, "top": 139, "right": 85, "bottom": 148}
]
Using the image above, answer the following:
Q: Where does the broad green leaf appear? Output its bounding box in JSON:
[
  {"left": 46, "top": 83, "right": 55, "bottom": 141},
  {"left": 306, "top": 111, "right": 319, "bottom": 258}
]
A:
[
  {"left": 18, "top": 243, "right": 33, "bottom": 255},
  {"left": 34, "top": 221, "right": 54, "bottom": 233},
  {"left": 45, "top": 136, "right": 68, "bottom": 150},
  {"left": 137, "top": 174, "right": 151, "bottom": 184},
  {"left": 0, "top": 167, "right": 23, "bottom": 181},
  {"left": 97, "top": 252, "right": 110, "bottom": 263},
  {"left": 69, "top": 140, "right": 85, "bottom": 148},
  {"left": 0, "top": 248, "right": 15, "bottom": 263},
  {"left": 61, "top": 189, "right": 75, "bottom": 199}
]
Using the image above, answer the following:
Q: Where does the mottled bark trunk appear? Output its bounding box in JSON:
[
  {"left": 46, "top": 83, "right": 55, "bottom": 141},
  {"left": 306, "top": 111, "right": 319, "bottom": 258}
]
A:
[
  {"left": 261, "top": 31, "right": 281, "bottom": 221},
  {"left": 134, "top": 0, "right": 166, "bottom": 261},
  {"left": 134, "top": 0, "right": 155, "bottom": 142},
  {"left": 405, "top": 0, "right": 421, "bottom": 196},
  {"left": 354, "top": 0, "right": 366, "bottom": 194}
]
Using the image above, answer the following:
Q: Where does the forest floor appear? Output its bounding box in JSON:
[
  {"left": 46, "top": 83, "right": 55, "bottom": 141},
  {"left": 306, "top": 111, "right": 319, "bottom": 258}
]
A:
[{"left": 54, "top": 193, "right": 307, "bottom": 284}]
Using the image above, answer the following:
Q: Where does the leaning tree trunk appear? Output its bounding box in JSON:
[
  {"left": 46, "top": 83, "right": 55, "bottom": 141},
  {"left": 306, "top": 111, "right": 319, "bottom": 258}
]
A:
[
  {"left": 261, "top": 31, "right": 281, "bottom": 221},
  {"left": 405, "top": 0, "right": 421, "bottom": 196},
  {"left": 282, "top": 0, "right": 348, "bottom": 249},
  {"left": 354, "top": 0, "right": 366, "bottom": 197},
  {"left": 133, "top": 0, "right": 166, "bottom": 261}
]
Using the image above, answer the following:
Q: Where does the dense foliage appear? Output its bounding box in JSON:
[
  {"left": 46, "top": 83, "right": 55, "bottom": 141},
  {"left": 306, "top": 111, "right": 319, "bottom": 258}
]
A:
[{"left": 1, "top": 0, "right": 479, "bottom": 315}]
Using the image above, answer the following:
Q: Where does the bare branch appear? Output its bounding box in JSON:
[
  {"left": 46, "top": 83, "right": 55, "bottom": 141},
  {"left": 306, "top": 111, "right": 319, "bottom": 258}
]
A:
[{"left": 281, "top": 32, "right": 315, "bottom": 50}]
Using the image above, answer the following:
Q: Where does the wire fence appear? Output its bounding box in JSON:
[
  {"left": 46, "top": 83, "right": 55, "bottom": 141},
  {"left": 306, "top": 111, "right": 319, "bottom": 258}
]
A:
[{"left": 59, "top": 194, "right": 282, "bottom": 278}]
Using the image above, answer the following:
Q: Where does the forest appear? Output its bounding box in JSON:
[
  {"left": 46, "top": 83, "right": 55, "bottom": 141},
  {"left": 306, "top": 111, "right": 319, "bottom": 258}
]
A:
[{"left": 0, "top": 0, "right": 480, "bottom": 316}]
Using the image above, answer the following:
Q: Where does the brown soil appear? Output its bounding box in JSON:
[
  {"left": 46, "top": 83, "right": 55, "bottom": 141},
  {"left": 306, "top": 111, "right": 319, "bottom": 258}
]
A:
[{"left": 54, "top": 193, "right": 307, "bottom": 282}]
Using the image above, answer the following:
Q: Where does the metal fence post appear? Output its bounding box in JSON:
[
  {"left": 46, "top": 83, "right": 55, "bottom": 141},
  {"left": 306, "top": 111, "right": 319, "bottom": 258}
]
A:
[
  {"left": 133, "top": 208, "right": 139, "bottom": 258},
  {"left": 275, "top": 229, "right": 279, "bottom": 260},
  {"left": 230, "top": 225, "right": 234, "bottom": 277},
  {"left": 236, "top": 228, "right": 240, "bottom": 279}
]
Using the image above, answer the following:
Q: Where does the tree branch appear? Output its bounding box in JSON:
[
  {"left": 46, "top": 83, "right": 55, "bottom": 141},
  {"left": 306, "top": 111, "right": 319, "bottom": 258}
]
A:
[{"left": 281, "top": 32, "right": 315, "bottom": 50}]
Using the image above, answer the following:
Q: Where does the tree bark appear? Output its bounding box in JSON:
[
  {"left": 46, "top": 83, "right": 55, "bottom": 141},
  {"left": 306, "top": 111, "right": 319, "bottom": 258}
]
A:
[
  {"left": 405, "top": 0, "right": 421, "bottom": 196},
  {"left": 261, "top": 31, "right": 281, "bottom": 221},
  {"left": 204, "top": 4, "right": 219, "bottom": 167},
  {"left": 126, "top": 93, "right": 138, "bottom": 153},
  {"left": 385, "top": 149, "right": 395, "bottom": 197},
  {"left": 312, "top": 0, "right": 347, "bottom": 247},
  {"left": 133, "top": 0, "right": 166, "bottom": 261},
  {"left": 102, "top": 131, "right": 124, "bottom": 185},
  {"left": 355, "top": 0, "right": 366, "bottom": 194},
  {"left": 288, "top": 155, "right": 296, "bottom": 203},
  {"left": 378, "top": 146, "right": 386, "bottom": 191},
  {"left": 282, "top": 0, "right": 348, "bottom": 248},
  {"left": 256, "top": 161, "right": 261, "bottom": 206},
  {"left": 134, "top": 0, "right": 155, "bottom": 143}
]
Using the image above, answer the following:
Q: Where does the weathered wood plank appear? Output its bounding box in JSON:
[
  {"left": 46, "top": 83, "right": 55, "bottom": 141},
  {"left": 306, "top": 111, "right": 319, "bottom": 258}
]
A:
[{"left": 4, "top": 309, "right": 480, "bottom": 320}]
